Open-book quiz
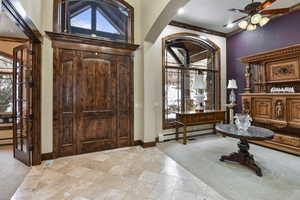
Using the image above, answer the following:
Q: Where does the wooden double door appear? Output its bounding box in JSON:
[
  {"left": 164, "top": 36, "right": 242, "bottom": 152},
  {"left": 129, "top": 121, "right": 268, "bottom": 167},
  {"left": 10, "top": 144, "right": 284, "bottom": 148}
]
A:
[{"left": 54, "top": 48, "right": 133, "bottom": 157}]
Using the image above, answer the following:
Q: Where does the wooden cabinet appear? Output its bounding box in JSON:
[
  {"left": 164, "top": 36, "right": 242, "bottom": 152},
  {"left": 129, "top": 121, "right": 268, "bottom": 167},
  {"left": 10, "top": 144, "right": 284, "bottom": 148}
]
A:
[
  {"left": 48, "top": 32, "right": 139, "bottom": 158},
  {"left": 242, "top": 94, "right": 300, "bottom": 155},
  {"left": 240, "top": 44, "right": 300, "bottom": 156}
]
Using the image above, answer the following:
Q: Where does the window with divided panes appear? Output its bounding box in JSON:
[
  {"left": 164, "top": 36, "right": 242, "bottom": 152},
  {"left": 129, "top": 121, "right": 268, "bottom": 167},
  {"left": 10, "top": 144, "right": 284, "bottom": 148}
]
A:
[
  {"left": 59, "top": 0, "right": 133, "bottom": 42},
  {"left": 163, "top": 35, "right": 220, "bottom": 129}
]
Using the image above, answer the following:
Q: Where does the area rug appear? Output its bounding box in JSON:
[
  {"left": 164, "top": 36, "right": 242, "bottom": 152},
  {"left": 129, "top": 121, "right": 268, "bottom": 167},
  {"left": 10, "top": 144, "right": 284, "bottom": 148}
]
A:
[{"left": 158, "top": 134, "right": 300, "bottom": 200}]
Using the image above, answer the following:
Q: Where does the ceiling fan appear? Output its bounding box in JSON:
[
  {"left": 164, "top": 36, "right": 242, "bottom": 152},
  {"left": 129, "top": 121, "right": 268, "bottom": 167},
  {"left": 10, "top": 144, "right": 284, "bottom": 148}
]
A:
[{"left": 224, "top": 0, "right": 290, "bottom": 31}]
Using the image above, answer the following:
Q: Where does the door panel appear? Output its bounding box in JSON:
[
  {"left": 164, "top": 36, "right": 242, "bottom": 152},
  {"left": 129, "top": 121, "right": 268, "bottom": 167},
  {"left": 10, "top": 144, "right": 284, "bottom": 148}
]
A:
[
  {"left": 117, "top": 57, "right": 132, "bottom": 147},
  {"left": 54, "top": 49, "right": 77, "bottom": 157},
  {"left": 61, "top": 59, "right": 75, "bottom": 150},
  {"left": 13, "top": 44, "right": 33, "bottom": 166},
  {"left": 253, "top": 98, "right": 273, "bottom": 119},
  {"left": 77, "top": 53, "right": 117, "bottom": 153},
  {"left": 287, "top": 99, "right": 300, "bottom": 124}
]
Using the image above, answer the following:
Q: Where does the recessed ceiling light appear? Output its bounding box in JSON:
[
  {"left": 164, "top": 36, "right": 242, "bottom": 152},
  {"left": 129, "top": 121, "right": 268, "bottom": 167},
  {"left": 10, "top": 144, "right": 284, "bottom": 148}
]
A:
[
  {"left": 178, "top": 8, "right": 184, "bottom": 15},
  {"left": 226, "top": 23, "right": 234, "bottom": 28}
]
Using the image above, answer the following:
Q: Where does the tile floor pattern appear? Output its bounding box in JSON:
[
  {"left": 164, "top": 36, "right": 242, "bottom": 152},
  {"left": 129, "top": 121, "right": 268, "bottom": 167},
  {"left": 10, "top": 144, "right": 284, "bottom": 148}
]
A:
[{"left": 11, "top": 147, "right": 227, "bottom": 200}]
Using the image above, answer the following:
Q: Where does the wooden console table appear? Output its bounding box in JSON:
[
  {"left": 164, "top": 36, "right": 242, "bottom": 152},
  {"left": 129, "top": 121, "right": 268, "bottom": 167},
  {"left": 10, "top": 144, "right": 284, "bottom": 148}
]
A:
[{"left": 175, "top": 110, "right": 226, "bottom": 144}]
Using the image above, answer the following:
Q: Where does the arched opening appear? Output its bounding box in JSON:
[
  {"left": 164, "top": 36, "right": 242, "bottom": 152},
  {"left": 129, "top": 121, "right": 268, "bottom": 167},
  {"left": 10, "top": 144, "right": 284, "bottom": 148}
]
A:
[{"left": 162, "top": 33, "right": 221, "bottom": 129}]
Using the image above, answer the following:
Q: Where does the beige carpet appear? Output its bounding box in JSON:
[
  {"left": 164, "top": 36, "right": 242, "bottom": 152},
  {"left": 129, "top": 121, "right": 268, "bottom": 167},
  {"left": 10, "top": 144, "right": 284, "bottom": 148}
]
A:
[
  {"left": 0, "top": 145, "right": 30, "bottom": 200},
  {"left": 158, "top": 134, "right": 300, "bottom": 200}
]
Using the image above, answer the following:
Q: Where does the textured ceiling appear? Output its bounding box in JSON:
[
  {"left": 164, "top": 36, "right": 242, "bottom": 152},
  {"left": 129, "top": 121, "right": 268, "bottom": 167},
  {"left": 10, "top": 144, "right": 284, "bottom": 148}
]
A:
[{"left": 173, "top": 0, "right": 300, "bottom": 33}]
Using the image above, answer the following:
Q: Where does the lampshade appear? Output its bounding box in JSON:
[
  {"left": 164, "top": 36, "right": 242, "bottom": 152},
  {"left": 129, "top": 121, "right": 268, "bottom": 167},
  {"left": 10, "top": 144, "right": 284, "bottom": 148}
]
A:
[
  {"left": 194, "top": 75, "right": 206, "bottom": 89},
  {"left": 259, "top": 17, "right": 270, "bottom": 27},
  {"left": 251, "top": 14, "right": 262, "bottom": 24},
  {"left": 238, "top": 20, "right": 248, "bottom": 30},
  {"left": 227, "top": 79, "right": 238, "bottom": 89}
]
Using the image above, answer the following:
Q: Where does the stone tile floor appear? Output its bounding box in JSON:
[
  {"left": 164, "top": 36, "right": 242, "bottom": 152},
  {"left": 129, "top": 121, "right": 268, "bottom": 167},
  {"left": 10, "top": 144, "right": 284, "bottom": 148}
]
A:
[{"left": 11, "top": 147, "right": 227, "bottom": 200}]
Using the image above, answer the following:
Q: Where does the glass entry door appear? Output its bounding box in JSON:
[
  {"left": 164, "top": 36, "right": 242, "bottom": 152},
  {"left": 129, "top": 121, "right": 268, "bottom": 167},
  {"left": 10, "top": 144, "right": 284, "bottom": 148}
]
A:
[{"left": 12, "top": 44, "right": 33, "bottom": 166}]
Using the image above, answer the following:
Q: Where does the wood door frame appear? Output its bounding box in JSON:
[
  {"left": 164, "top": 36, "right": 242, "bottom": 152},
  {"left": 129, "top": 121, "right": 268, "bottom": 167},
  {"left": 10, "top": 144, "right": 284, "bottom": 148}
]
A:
[{"left": 2, "top": 0, "right": 42, "bottom": 165}]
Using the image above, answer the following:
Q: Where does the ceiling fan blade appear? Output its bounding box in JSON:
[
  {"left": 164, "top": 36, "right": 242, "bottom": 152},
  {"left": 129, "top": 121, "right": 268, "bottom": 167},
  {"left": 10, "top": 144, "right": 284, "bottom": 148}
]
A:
[
  {"left": 261, "top": 8, "right": 290, "bottom": 15},
  {"left": 228, "top": 8, "right": 249, "bottom": 14},
  {"left": 223, "top": 16, "right": 248, "bottom": 27},
  {"left": 257, "top": 0, "right": 277, "bottom": 11},
  {"left": 231, "top": 16, "right": 248, "bottom": 24}
]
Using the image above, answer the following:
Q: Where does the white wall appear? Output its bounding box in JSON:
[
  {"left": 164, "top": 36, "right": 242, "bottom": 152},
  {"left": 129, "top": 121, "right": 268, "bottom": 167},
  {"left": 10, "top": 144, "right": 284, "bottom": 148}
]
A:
[
  {"left": 140, "top": 0, "right": 171, "bottom": 39},
  {"left": 143, "top": 25, "right": 227, "bottom": 142},
  {"left": 17, "top": 0, "right": 42, "bottom": 30}
]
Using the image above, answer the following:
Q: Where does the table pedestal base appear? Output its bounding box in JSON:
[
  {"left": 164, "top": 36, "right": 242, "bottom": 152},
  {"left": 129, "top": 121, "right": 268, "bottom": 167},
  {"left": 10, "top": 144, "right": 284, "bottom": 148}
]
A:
[{"left": 220, "top": 139, "right": 262, "bottom": 177}]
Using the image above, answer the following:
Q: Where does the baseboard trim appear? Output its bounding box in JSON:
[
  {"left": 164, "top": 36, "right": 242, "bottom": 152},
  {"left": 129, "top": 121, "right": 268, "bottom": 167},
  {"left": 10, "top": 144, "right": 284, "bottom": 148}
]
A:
[
  {"left": 41, "top": 152, "right": 54, "bottom": 161},
  {"left": 142, "top": 141, "right": 156, "bottom": 148},
  {"left": 134, "top": 140, "right": 157, "bottom": 148},
  {"left": 42, "top": 141, "right": 157, "bottom": 160}
]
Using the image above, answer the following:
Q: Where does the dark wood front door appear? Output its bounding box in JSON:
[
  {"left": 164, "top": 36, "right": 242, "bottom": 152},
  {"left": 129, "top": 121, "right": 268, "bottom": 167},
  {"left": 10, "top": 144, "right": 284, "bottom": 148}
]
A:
[
  {"left": 13, "top": 44, "right": 33, "bottom": 166},
  {"left": 76, "top": 52, "right": 118, "bottom": 153},
  {"left": 53, "top": 48, "right": 133, "bottom": 157}
]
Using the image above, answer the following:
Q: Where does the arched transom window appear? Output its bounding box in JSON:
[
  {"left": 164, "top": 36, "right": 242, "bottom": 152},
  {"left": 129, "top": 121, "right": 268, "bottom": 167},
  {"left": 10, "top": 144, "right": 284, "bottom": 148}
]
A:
[{"left": 56, "top": 0, "right": 134, "bottom": 42}]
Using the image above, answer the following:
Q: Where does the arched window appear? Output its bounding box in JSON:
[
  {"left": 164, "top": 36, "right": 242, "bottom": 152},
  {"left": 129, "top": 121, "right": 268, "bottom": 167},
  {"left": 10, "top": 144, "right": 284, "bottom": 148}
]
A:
[
  {"left": 162, "top": 33, "right": 221, "bottom": 129},
  {"left": 55, "top": 0, "right": 134, "bottom": 42}
]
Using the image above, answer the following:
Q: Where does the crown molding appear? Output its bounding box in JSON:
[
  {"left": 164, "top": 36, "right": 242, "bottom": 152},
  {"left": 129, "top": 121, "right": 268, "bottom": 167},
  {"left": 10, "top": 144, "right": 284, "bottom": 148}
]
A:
[
  {"left": 169, "top": 21, "right": 227, "bottom": 38},
  {"left": 240, "top": 43, "right": 300, "bottom": 63}
]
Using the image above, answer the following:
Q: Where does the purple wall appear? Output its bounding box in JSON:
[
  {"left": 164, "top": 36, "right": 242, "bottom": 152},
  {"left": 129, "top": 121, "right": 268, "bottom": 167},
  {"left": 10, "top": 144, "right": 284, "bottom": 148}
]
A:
[{"left": 227, "top": 10, "right": 300, "bottom": 111}]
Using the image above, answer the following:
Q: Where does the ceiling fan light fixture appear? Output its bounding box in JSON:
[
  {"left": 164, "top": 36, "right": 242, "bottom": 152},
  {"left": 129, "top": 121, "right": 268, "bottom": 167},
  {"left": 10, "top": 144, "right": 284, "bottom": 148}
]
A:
[
  {"left": 251, "top": 14, "right": 262, "bottom": 24},
  {"left": 247, "top": 24, "right": 257, "bottom": 31},
  {"left": 238, "top": 20, "right": 248, "bottom": 29},
  {"left": 259, "top": 17, "right": 270, "bottom": 27}
]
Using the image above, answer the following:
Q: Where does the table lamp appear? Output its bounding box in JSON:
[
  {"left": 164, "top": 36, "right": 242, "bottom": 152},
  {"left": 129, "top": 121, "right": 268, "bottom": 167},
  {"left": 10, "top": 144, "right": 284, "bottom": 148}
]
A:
[
  {"left": 194, "top": 75, "right": 206, "bottom": 112},
  {"left": 227, "top": 79, "right": 238, "bottom": 104}
]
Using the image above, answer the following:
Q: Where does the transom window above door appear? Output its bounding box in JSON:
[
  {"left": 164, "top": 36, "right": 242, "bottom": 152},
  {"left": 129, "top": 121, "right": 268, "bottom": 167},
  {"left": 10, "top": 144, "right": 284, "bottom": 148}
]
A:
[{"left": 60, "top": 0, "right": 133, "bottom": 42}]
